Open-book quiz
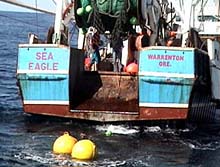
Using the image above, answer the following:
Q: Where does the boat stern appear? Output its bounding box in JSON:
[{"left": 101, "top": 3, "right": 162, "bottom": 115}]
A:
[
  {"left": 138, "top": 46, "right": 196, "bottom": 120},
  {"left": 17, "top": 44, "right": 71, "bottom": 116}
]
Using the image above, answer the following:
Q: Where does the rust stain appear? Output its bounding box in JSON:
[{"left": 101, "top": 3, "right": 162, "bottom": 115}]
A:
[
  {"left": 23, "top": 104, "right": 188, "bottom": 122},
  {"left": 140, "top": 107, "right": 188, "bottom": 120}
]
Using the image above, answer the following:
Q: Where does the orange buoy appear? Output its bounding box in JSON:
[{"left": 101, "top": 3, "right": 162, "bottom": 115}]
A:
[
  {"left": 53, "top": 132, "right": 77, "bottom": 154},
  {"left": 169, "top": 31, "right": 177, "bottom": 37},
  {"left": 84, "top": 57, "right": 91, "bottom": 70},
  {"left": 126, "top": 63, "right": 138, "bottom": 74},
  {"left": 84, "top": 57, "right": 91, "bottom": 66},
  {"left": 166, "top": 39, "right": 173, "bottom": 46}
]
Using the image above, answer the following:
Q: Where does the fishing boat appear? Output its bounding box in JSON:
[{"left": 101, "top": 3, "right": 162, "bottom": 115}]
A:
[{"left": 5, "top": 0, "right": 220, "bottom": 122}]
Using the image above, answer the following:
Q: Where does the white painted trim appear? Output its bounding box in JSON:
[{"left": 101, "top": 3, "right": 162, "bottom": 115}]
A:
[
  {"left": 24, "top": 100, "right": 69, "bottom": 105},
  {"left": 139, "top": 102, "right": 188, "bottom": 108},
  {"left": 17, "top": 69, "right": 69, "bottom": 74},
  {"left": 19, "top": 44, "right": 68, "bottom": 48},
  {"left": 140, "top": 46, "right": 195, "bottom": 51},
  {"left": 139, "top": 71, "right": 194, "bottom": 78}
]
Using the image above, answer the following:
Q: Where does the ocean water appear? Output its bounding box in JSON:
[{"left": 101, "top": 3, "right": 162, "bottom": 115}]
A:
[{"left": 1, "top": 11, "right": 220, "bottom": 167}]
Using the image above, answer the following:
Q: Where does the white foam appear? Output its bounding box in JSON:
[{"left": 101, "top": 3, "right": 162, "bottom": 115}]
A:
[
  {"left": 96, "top": 124, "right": 139, "bottom": 135},
  {"left": 144, "top": 126, "right": 161, "bottom": 133},
  {"left": 14, "top": 151, "right": 89, "bottom": 166}
]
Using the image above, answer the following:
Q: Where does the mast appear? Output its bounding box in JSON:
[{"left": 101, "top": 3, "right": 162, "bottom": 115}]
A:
[
  {"left": 53, "top": 0, "right": 63, "bottom": 44},
  {"left": 215, "top": 0, "right": 220, "bottom": 15}
]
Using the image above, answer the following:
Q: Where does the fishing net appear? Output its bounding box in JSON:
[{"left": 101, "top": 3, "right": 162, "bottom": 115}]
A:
[{"left": 74, "top": 0, "right": 137, "bottom": 36}]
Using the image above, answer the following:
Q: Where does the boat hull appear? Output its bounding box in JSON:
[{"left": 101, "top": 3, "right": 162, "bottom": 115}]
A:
[{"left": 16, "top": 45, "right": 214, "bottom": 122}]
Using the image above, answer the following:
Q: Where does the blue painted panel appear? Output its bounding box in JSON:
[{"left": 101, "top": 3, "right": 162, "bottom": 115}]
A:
[
  {"left": 17, "top": 74, "right": 69, "bottom": 101},
  {"left": 17, "top": 46, "right": 70, "bottom": 102},
  {"left": 18, "top": 46, "right": 70, "bottom": 71},
  {"left": 139, "top": 76, "right": 194, "bottom": 105},
  {"left": 139, "top": 48, "right": 194, "bottom": 74}
]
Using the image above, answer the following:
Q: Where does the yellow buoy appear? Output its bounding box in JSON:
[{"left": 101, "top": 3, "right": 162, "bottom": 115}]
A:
[
  {"left": 71, "top": 139, "right": 96, "bottom": 160},
  {"left": 53, "top": 132, "right": 77, "bottom": 154}
]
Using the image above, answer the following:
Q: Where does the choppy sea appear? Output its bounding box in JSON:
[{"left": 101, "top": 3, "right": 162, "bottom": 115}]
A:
[{"left": 1, "top": 11, "right": 220, "bottom": 167}]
